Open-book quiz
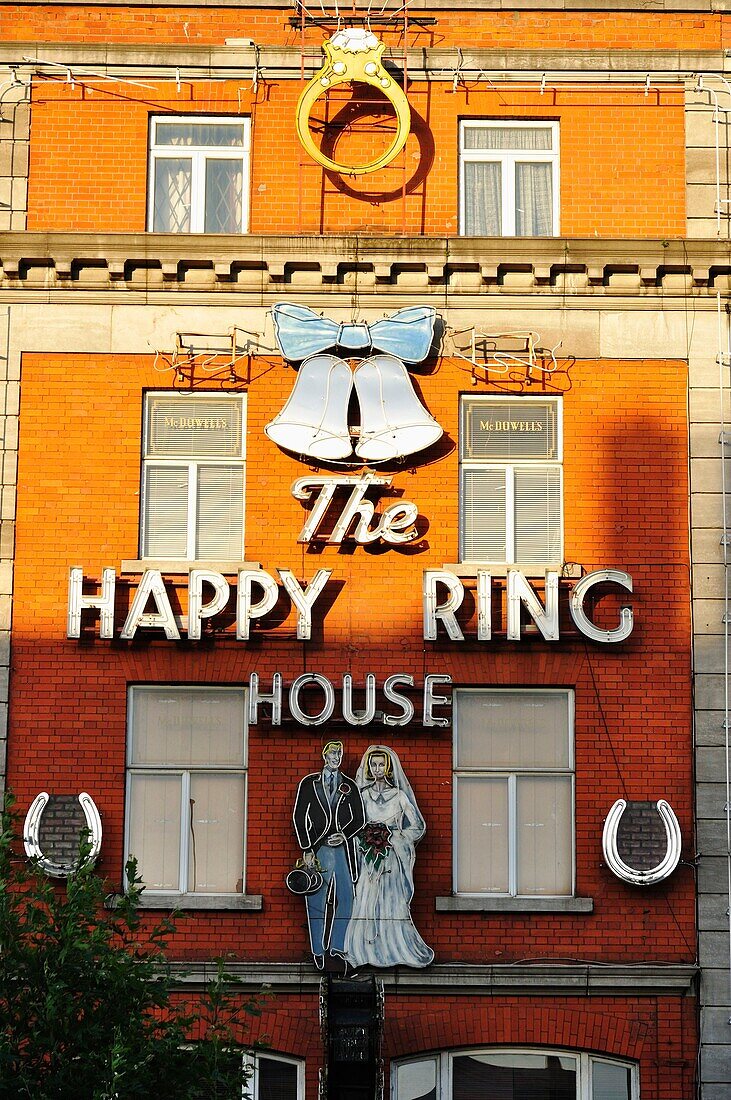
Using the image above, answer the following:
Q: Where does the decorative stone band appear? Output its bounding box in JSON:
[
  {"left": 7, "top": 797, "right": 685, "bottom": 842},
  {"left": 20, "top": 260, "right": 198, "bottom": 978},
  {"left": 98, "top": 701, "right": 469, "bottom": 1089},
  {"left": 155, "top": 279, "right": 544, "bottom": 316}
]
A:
[
  {"left": 0, "top": 233, "right": 727, "bottom": 294},
  {"left": 23, "top": 791, "right": 102, "bottom": 878},
  {"left": 295, "top": 28, "right": 411, "bottom": 175},
  {"left": 602, "top": 798, "right": 682, "bottom": 886},
  {"left": 165, "top": 960, "right": 698, "bottom": 996}
]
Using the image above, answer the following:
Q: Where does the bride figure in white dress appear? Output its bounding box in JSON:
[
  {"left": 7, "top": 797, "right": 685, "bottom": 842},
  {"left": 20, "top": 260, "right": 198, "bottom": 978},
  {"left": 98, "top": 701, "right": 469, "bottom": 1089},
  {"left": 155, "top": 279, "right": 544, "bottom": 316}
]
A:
[{"left": 344, "top": 745, "right": 434, "bottom": 968}]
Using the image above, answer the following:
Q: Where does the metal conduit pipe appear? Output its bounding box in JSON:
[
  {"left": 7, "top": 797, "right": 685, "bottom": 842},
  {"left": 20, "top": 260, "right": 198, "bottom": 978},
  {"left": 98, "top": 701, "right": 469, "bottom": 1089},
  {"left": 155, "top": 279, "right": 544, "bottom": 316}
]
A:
[{"left": 717, "top": 291, "right": 731, "bottom": 1029}]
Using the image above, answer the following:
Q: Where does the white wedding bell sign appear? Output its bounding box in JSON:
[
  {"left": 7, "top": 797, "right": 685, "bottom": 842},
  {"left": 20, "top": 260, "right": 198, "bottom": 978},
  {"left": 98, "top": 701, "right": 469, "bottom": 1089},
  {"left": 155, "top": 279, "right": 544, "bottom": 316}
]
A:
[{"left": 266, "top": 304, "right": 443, "bottom": 463}]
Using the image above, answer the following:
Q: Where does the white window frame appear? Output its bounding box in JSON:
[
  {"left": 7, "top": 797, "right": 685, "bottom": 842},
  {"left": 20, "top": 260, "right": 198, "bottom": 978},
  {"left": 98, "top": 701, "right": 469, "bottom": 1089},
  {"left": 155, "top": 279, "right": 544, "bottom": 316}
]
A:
[
  {"left": 124, "top": 684, "right": 248, "bottom": 900},
  {"left": 392, "top": 1048, "right": 639, "bottom": 1100},
  {"left": 453, "top": 688, "right": 575, "bottom": 898},
  {"left": 459, "top": 119, "right": 560, "bottom": 236},
  {"left": 148, "top": 114, "right": 250, "bottom": 234},
  {"left": 459, "top": 394, "right": 563, "bottom": 569},
  {"left": 180, "top": 1050, "right": 304, "bottom": 1099},
  {"left": 245, "top": 1052, "right": 305, "bottom": 1100},
  {"left": 141, "top": 390, "right": 247, "bottom": 562}
]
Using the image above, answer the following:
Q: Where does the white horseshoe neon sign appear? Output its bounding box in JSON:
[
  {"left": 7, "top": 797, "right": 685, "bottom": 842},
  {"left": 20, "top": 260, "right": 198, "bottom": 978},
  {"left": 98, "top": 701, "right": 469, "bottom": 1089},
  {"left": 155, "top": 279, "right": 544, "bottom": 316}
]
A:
[
  {"left": 23, "top": 791, "right": 102, "bottom": 878},
  {"left": 602, "top": 798, "right": 681, "bottom": 886}
]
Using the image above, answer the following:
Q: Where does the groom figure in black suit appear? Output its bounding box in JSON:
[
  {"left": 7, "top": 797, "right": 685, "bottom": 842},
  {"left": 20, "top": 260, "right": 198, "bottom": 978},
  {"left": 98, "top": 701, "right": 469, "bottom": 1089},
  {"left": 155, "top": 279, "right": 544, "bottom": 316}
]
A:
[{"left": 293, "top": 741, "right": 365, "bottom": 969}]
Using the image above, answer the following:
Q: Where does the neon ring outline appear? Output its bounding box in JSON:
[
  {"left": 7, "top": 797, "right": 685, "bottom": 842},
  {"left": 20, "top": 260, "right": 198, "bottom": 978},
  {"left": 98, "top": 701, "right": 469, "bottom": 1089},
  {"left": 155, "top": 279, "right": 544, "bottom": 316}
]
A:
[
  {"left": 295, "top": 36, "right": 411, "bottom": 176},
  {"left": 23, "top": 791, "right": 102, "bottom": 878},
  {"left": 601, "top": 798, "right": 681, "bottom": 885}
]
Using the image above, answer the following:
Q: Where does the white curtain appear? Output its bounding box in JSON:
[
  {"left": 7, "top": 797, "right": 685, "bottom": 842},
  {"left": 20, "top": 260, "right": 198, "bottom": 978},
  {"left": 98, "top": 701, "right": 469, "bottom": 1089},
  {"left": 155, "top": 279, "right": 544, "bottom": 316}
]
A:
[
  {"left": 516, "top": 161, "right": 553, "bottom": 236},
  {"left": 463, "top": 125, "right": 553, "bottom": 151},
  {"left": 128, "top": 774, "right": 181, "bottom": 891},
  {"left": 517, "top": 775, "right": 572, "bottom": 895},
  {"left": 455, "top": 776, "right": 509, "bottom": 894},
  {"left": 188, "top": 773, "right": 245, "bottom": 893},
  {"left": 463, "top": 161, "right": 502, "bottom": 235}
]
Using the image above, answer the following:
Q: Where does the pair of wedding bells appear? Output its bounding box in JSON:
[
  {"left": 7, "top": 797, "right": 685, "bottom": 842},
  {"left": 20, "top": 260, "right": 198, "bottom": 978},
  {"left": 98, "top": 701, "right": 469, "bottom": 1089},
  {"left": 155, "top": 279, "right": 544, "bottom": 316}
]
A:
[{"left": 266, "top": 304, "right": 443, "bottom": 463}]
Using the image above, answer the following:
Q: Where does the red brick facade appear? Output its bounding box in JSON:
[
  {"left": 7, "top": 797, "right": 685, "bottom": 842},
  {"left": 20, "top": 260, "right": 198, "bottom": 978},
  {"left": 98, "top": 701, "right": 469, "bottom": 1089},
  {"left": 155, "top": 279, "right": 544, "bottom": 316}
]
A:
[
  {"left": 10, "top": 346, "right": 696, "bottom": 1091},
  {"left": 4, "top": 3, "right": 702, "bottom": 1096},
  {"left": 27, "top": 78, "right": 686, "bottom": 239}
]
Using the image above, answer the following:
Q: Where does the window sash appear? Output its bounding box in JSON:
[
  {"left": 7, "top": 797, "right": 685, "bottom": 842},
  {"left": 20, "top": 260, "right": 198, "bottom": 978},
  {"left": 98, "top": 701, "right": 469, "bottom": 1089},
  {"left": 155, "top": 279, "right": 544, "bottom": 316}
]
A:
[
  {"left": 152, "top": 157, "right": 192, "bottom": 234},
  {"left": 129, "top": 685, "right": 247, "bottom": 768},
  {"left": 454, "top": 689, "right": 574, "bottom": 897},
  {"left": 145, "top": 394, "right": 245, "bottom": 459},
  {"left": 246, "top": 1053, "right": 305, "bottom": 1100},
  {"left": 454, "top": 772, "right": 574, "bottom": 896},
  {"left": 461, "top": 396, "right": 561, "bottom": 462},
  {"left": 153, "top": 120, "right": 247, "bottom": 148},
  {"left": 459, "top": 463, "right": 562, "bottom": 565},
  {"left": 460, "top": 121, "right": 559, "bottom": 237},
  {"left": 149, "top": 116, "right": 249, "bottom": 233},
  {"left": 142, "top": 463, "right": 190, "bottom": 559},
  {"left": 141, "top": 461, "right": 245, "bottom": 560},
  {"left": 126, "top": 686, "right": 248, "bottom": 896},
  {"left": 127, "top": 768, "right": 246, "bottom": 895},
  {"left": 392, "top": 1050, "right": 638, "bottom": 1100},
  {"left": 459, "top": 396, "right": 562, "bottom": 567},
  {"left": 455, "top": 689, "right": 572, "bottom": 770},
  {"left": 141, "top": 393, "right": 246, "bottom": 562},
  {"left": 461, "top": 124, "right": 556, "bottom": 152},
  {"left": 180, "top": 1051, "right": 304, "bottom": 1100}
]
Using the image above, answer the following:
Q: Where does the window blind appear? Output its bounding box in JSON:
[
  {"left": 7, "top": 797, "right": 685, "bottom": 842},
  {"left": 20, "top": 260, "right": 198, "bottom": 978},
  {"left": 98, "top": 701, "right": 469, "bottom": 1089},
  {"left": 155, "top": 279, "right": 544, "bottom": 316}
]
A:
[
  {"left": 146, "top": 396, "right": 243, "bottom": 458},
  {"left": 513, "top": 466, "right": 562, "bottom": 564},
  {"left": 143, "top": 465, "right": 189, "bottom": 558},
  {"left": 460, "top": 468, "right": 507, "bottom": 561},
  {"left": 196, "top": 465, "right": 244, "bottom": 559}
]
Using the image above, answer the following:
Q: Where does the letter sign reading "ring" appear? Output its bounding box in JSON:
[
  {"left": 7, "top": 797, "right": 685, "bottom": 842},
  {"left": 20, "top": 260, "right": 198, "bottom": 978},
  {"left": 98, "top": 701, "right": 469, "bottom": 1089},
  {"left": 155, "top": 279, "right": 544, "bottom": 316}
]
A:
[{"left": 296, "top": 27, "right": 411, "bottom": 176}]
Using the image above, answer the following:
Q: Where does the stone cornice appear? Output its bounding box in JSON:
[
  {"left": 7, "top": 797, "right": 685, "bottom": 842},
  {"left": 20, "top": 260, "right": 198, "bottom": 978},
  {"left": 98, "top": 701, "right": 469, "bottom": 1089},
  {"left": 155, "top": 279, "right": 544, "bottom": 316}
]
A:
[
  {"left": 0, "top": 43, "right": 724, "bottom": 80},
  {"left": 2, "top": 233, "right": 731, "bottom": 303},
  {"left": 167, "top": 960, "right": 698, "bottom": 995}
]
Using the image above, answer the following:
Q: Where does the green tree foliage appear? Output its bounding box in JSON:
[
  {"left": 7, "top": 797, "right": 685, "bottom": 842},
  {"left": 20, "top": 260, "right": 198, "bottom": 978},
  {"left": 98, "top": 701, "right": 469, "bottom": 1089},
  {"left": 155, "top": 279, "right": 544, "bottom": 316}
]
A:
[{"left": 0, "top": 803, "right": 261, "bottom": 1098}]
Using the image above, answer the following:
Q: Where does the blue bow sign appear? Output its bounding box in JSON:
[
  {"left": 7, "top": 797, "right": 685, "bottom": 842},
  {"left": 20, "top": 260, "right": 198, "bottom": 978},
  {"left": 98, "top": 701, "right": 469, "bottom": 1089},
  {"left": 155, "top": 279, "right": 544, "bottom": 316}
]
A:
[
  {"left": 273, "top": 303, "right": 437, "bottom": 363},
  {"left": 266, "top": 304, "right": 443, "bottom": 464}
]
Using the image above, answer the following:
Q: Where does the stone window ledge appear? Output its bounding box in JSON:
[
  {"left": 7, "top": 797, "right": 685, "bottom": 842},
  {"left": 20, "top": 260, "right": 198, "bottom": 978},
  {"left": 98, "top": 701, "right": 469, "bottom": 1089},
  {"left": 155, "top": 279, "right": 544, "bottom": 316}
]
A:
[
  {"left": 121, "top": 560, "right": 261, "bottom": 575},
  {"left": 108, "top": 893, "right": 263, "bottom": 911},
  {"left": 436, "top": 895, "right": 593, "bottom": 913}
]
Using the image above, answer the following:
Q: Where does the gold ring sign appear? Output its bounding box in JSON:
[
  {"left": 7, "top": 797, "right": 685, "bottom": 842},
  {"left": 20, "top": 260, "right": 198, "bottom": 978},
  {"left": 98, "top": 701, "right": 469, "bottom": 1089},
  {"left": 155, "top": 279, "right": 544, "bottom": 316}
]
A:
[{"left": 296, "top": 27, "right": 411, "bottom": 175}]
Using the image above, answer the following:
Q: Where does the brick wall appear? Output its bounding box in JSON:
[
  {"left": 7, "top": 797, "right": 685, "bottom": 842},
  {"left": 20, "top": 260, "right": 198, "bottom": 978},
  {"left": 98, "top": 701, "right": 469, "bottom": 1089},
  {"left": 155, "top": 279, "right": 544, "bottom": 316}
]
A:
[
  {"left": 0, "top": 7, "right": 726, "bottom": 49},
  {"left": 174, "top": 989, "right": 695, "bottom": 1100},
  {"left": 1, "top": 5, "right": 705, "bottom": 1090},
  {"left": 8, "top": 351, "right": 694, "bottom": 970},
  {"left": 26, "top": 77, "right": 686, "bottom": 238},
  {"left": 159, "top": 987, "right": 697, "bottom": 1100}
]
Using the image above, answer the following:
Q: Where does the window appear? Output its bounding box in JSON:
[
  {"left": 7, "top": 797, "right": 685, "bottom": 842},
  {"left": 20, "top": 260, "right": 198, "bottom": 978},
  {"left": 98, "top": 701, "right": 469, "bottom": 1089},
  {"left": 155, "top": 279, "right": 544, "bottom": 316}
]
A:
[
  {"left": 393, "top": 1050, "right": 637, "bottom": 1100},
  {"left": 248, "top": 1053, "right": 304, "bottom": 1100},
  {"left": 459, "top": 395, "right": 562, "bottom": 567},
  {"left": 126, "top": 686, "right": 247, "bottom": 898},
  {"left": 141, "top": 392, "right": 246, "bottom": 561},
  {"left": 189, "top": 1052, "right": 304, "bottom": 1099},
  {"left": 460, "top": 120, "right": 559, "bottom": 236},
  {"left": 454, "top": 689, "right": 574, "bottom": 897},
  {"left": 149, "top": 115, "right": 250, "bottom": 233}
]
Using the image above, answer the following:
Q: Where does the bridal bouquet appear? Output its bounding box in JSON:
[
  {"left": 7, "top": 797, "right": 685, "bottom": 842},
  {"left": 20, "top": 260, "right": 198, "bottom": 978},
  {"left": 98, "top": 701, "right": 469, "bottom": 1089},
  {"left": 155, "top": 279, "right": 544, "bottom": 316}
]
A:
[{"left": 359, "top": 822, "right": 392, "bottom": 871}]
